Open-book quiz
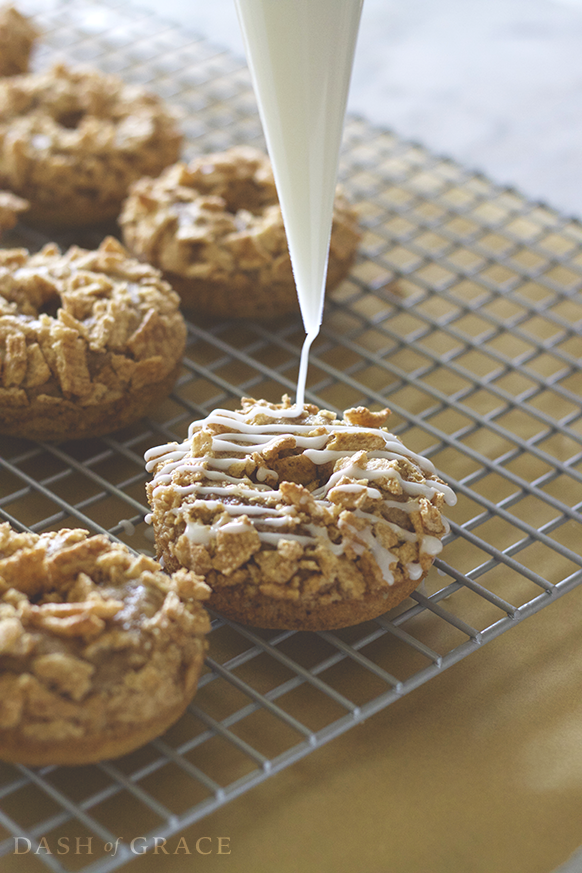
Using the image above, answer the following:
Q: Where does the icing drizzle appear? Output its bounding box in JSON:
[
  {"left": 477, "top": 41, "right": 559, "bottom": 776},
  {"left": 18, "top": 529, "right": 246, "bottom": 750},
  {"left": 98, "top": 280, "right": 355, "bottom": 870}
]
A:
[{"left": 145, "top": 402, "right": 456, "bottom": 587}]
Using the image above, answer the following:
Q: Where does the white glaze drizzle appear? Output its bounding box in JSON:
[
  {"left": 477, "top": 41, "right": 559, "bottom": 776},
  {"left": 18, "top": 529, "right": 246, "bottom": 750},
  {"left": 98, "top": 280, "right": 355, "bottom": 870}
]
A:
[{"left": 145, "top": 404, "right": 456, "bottom": 586}]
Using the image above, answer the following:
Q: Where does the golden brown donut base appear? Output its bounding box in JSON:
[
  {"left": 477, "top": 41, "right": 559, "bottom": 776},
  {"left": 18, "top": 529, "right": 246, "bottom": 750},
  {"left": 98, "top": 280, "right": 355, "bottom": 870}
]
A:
[
  {"left": 0, "top": 683, "right": 199, "bottom": 767},
  {"left": 22, "top": 199, "right": 122, "bottom": 230},
  {"left": 162, "top": 551, "right": 422, "bottom": 630},
  {"left": 164, "top": 252, "right": 356, "bottom": 320},
  {"left": 0, "top": 362, "right": 180, "bottom": 441}
]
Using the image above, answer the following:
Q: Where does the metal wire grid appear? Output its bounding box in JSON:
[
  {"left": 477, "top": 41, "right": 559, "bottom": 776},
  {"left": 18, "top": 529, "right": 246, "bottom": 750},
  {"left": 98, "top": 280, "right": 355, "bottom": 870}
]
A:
[{"left": 0, "top": 0, "right": 581, "bottom": 869}]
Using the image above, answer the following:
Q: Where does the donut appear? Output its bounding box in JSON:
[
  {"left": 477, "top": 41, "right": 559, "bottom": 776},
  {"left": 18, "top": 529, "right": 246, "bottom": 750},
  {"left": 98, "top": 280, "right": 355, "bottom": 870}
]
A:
[
  {"left": 144, "top": 397, "right": 457, "bottom": 631},
  {"left": 119, "top": 146, "right": 360, "bottom": 320},
  {"left": 0, "top": 522, "right": 210, "bottom": 766},
  {"left": 0, "top": 236, "right": 187, "bottom": 441},
  {"left": 0, "top": 189, "right": 27, "bottom": 236},
  {"left": 0, "top": 5, "right": 38, "bottom": 77},
  {"left": 0, "top": 62, "right": 182, "bottom": 226}
]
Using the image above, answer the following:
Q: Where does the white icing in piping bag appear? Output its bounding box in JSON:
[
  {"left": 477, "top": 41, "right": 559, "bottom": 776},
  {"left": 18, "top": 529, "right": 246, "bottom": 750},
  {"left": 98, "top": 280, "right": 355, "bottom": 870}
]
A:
[{"left": 234, "top": 0, "right": 364, "bottom": 408}]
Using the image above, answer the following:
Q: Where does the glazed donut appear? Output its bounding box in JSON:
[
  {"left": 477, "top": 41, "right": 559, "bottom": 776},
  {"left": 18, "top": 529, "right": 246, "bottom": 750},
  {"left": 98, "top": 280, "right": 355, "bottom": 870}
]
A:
[
  {"left": 0, "top": 189, "right": 27, "bottom": 236},
  {"left": 0, "top": 62, "right": 182, "bottom": 226},
  {"left": 0, "top": 523, "right": 210, "bottom": 766},
  {"left": 0, "top": 236, "right": 187, "bottom": 441},
  {"left": 144, "top": 397, "right": 456, "bottom": 631},
  {"left": 0, "top": 6, "right": 38, "bottom": 77},
  {"left": 119, "top": 146, "right": 360, "bottom": 320}
]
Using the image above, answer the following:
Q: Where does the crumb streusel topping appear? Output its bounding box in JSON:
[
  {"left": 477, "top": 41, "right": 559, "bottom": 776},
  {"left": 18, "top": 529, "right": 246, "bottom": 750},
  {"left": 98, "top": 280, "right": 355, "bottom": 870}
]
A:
[
  {"left": 120, "top": 146, "right": 359, "bottom": 292},
  {"left": 0, "top": 63, "right": 182, "bottom": 222},
  {"left": 0, "top": 5, "right": 38, "bottom": 78},
  {"left": 0, "top": 524, "right": 210, "bottom": 741},
  {"left": 0, "top": 236, "right": 186, "bottom": 410},
  {"left": 145, "top": 397, "right": 456, "bottom": 607},
  {"left": 0, "top": 189, "right": 27, "bottom": 234}
]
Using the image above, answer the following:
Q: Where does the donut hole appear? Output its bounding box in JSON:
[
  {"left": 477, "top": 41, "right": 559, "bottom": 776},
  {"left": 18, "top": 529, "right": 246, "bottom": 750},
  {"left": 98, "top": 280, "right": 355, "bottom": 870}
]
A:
[
  {"left": 269, "top": 453, "right": 334, "bottom": 489},
  {"left": 190, "top": 168, "right": 274, "bottom": 216},
  {"left": 37, "top": 292, "right": 60, "bottom": 318},
  {"left": 220, "top": 181, "right": 273, "bottom": 215},
  {"left": 56, "top": 109, "right": 85, "bottom": 129},
  {"left": 4, "top": 280, "right": 61, "bottom": 319}
]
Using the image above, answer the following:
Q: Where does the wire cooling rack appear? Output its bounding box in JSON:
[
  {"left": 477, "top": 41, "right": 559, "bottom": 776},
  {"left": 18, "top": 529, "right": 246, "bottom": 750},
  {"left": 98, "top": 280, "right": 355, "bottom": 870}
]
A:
[{"left": 1, "top": 0, "right": 581, "bottom": 869}]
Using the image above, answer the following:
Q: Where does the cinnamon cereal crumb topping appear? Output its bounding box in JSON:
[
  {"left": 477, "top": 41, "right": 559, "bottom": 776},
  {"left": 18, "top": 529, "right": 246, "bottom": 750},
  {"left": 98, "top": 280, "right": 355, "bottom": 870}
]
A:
[
  {"left": 146, "top": 397, "right": 457, "bottom": 608},
  {"left": 119, "top": 146, "right": 360, "bottom": 316},
  {"left": 0, "top": 523, "right": 210, "bottom": 739},
  {"left": 0, "top": 6, "right": 38, "bottom": 77},
  {"left": 0, "top": 63, "right": 182, "bottom": 225},
  {"left": 0, "top": 189, "right": 28, "bottom": 235},
  {"left": 0, "top": 236, "right": 186, "bottom": 408}
]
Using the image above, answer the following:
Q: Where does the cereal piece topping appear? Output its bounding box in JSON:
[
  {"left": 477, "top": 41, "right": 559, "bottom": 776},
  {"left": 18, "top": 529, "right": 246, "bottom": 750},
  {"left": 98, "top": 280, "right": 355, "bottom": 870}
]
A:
[
  {"left": 0, "top": 63, "right": 182, "bottom": 224},
  {"left": 0, "top": 523, "right": 210, "bottom": 741},
  {"left": 145, "top": 398, "right": 457, "bottom": 606},
  {"left": 0, "top": 6, "right": 38, "bottom": 77},
  {"left": 119, "top": 146, "right": 360, "bottom": 318},
  {"left": 0, "top": 190, "right": 28, "bottom": 235},
  {"left": 0, "top": 237, "right": 186, "bottom": 408}
]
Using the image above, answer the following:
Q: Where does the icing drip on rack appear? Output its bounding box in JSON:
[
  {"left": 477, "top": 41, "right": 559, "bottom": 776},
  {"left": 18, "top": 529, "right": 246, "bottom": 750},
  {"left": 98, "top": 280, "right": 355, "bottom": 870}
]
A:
[{"left": 145, "top": 403, "right": 456, "bottom": 587}]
